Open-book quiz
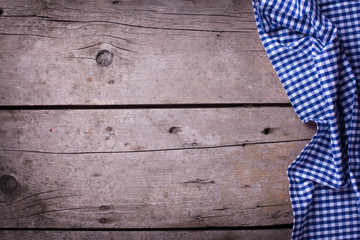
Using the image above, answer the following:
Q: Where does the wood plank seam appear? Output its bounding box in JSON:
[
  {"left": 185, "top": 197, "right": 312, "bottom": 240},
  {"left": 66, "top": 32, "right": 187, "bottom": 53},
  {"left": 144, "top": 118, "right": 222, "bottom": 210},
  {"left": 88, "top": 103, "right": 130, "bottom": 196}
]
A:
[{"left": 0, "top": 138, "right": 311, "bottom": 155}]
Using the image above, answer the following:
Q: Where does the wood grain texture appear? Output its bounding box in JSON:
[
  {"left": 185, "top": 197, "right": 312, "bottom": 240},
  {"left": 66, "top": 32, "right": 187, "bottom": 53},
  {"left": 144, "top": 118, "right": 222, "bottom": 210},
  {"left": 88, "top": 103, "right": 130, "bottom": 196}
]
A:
[
  {"left": 0, "top": 141, "right": 307, "bottom": 228},
  {"left": 0, "top": 0, "right": 286, "bottom": 105},
  {"left": 0, "top": 108, "right": 315, "bottom": 153},
  {"left": 0, "top": 229, "right": 293, "bottom": 240},
  {"left": 0, "top": 0, "right": 307, "bottom": 236},
  {"left": 0, "top": 108, "right": 314, "bottom": 228}
]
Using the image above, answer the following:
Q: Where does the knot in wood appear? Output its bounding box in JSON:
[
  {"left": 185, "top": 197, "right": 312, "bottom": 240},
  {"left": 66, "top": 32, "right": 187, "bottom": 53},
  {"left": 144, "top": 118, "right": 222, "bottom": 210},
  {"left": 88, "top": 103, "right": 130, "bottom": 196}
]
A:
[
  {"left": 261, "top": 128, "right": 272, "bottom": 135},
  {"left": 96, "top": 50, "right": 113, "bottom": 67},
  {"left": 100, "top": 205, "right": 110, "bottom": 211},
  {"left": 169, "top": 126, "right": 181, "bottom": 134},
  {"left": 0, "top": 175, "right": 18, "bottom": 194}
]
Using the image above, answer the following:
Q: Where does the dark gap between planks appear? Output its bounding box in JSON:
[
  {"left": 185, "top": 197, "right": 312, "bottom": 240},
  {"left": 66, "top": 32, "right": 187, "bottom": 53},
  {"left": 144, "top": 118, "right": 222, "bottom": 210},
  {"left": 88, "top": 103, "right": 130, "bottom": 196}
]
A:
[
  {"left": 0, "top": 224, "right": 293, "bottom": 231},
  {"left": 0, "top": 103, "right": 292, "bottom": 111}
]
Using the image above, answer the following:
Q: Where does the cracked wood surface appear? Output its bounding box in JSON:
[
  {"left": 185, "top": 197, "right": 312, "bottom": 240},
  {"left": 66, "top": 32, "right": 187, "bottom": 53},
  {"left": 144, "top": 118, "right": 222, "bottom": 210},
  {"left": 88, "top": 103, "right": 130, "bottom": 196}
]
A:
[
  {"left": 0, "top": 0, "right": 286, "bottom": 105},
  {"left": 0, "top": 108, "right": 315, "bottom": 153},
  {"left": 0, "top": 108, "right": 315, "bottom": 228},
  {"left": 0, "top": 141, "right": 308, "bottom": 228},
  {"left": 0, "top": 0, "right": 312, "bottom": 237},
  {"left": 0, "top": 229, "right": 292, "bottom": 240}
]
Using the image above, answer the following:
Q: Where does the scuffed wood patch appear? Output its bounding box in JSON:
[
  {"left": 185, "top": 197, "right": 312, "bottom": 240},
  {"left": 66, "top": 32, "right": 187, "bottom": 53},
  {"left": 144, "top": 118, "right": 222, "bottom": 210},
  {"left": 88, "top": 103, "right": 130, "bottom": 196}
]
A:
[
  {"left": 0, "top": 108, "right": 315, "bottom": 153},
  {"left": 0, "top": 0, "right": 284, "bottom": 105},
  {"left": 0, "top": 141, "right": 307, "bottom": 228}
]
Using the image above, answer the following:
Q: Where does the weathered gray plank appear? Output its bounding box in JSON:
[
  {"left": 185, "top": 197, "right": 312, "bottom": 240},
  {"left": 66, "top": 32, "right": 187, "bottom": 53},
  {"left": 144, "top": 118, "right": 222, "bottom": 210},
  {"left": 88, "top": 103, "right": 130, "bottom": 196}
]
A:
[
  {"left": 0, "top": 229, "right": 293, "bottom": 240},
  {"left": 0, "top": 108, "right": 315, "bottom": 153},
  {"left": 0, "top": 0, "right": 285, "bottom": 105},
  {"left": 0, "top": 141, "right": 307, "bottom": 228}
]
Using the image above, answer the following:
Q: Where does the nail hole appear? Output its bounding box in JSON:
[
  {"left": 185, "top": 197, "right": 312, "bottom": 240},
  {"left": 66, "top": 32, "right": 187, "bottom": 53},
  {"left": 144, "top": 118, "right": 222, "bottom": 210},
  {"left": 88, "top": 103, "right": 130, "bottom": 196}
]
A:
[
  {"left": 100, "top": 205, "right": 110, "bottom": 211},
  {"left": 169, "top": 127, "right": 181, "bottom": 134},
  {"left": 216, "top": 34, "right": 221, "bottom": 37},
  {"left": 261, "top": 128, "right": 272, "bottom": 135},
  {"left": 112, "top": 0, "right": 120, "bottom": 4},
  {"left": 96, "top": 50, "right": 113, "bottom": 67},
  {"left": 0, "top": 9, "right": 3, "bottom": 15},
  {"left": 108, "top": 80, "right": 115, "bottom": 84},
  {"left": 0, "top": 175, "right": 18, "bottom": 194},
  {"left": 106, "top": 127, "right": 113, "bottom": 132},
  {"left": 100, "top": 218, "right": 107, "bottom": 223}
]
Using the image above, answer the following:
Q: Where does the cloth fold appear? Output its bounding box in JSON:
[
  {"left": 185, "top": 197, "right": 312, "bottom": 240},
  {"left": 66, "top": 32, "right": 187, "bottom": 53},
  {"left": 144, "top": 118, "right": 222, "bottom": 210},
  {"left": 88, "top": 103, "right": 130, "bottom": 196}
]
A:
[{"left": 252, "top": 0, "right": 360, "bottom": 239}]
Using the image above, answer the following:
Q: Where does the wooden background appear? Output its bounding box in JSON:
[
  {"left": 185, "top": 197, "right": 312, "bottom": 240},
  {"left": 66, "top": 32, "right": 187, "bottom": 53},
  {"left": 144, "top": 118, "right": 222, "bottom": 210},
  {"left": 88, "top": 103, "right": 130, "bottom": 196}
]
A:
[{"left": 0, "top": 0, "right": 316, "bottom": 239}]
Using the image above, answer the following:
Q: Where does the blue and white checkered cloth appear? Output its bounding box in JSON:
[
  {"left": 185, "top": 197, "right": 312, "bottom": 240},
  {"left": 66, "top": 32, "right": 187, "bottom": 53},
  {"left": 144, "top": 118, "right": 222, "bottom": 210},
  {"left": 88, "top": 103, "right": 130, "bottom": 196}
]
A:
[{"left": 252, "top": 0, "right": 360, "bottom": 239}]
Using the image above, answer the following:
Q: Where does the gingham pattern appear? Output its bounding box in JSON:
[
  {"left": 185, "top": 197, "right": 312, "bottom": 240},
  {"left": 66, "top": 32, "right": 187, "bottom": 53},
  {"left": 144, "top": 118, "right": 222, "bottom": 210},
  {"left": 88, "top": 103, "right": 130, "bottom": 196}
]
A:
[{"left": 252, "top": 0, "right": 360, "bottom": 239}]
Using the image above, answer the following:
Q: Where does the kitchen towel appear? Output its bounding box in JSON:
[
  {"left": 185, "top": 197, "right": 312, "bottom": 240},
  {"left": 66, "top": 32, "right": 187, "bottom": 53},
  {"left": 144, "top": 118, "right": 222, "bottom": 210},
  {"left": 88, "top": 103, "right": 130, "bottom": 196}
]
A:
[{"left": 252, "top": 1, "right": 360, "bottom": 239}]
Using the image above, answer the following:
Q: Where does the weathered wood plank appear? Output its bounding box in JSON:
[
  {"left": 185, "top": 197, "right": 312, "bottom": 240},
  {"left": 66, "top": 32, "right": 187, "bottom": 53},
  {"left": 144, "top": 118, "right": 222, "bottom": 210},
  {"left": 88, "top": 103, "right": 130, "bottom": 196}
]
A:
[
  {"left": 0, "top": 108, "right": 315, "bottom": 153},
  {"left": 0, "top": 141, "right": 307, "bottom": 228},
  {"left": 0, "top": 0, "right": 285, "bottom": 105},
  {"left": 0, "top": 229, "right": 293, "bottom": 240}
]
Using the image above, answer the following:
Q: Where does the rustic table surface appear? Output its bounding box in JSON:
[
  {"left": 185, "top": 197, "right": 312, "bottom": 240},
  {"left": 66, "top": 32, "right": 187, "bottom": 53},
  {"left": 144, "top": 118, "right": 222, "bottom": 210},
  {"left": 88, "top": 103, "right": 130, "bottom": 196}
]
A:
[{"left": 0, "top": 0, "right": 316, "bottom": 239}]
